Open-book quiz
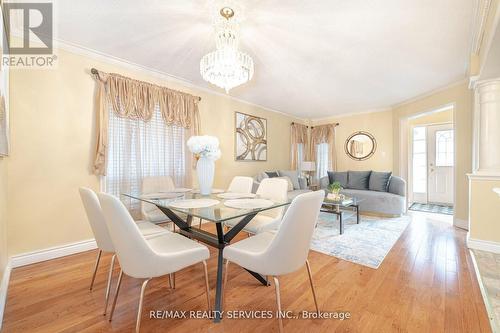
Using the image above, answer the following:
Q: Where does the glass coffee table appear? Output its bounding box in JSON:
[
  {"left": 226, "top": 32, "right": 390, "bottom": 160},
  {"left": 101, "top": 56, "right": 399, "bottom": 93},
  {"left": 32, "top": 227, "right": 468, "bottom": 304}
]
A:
[{"left": 321, "top": 196, "right": 362, "bottom": 235}]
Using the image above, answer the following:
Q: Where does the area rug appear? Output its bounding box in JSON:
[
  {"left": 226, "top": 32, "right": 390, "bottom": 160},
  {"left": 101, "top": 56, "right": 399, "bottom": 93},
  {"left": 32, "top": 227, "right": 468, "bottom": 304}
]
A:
[
  {"left": 310, "top": 212, "right": 410, "bottom": 269},
  {"left": 409, "top": 202, "right": 454, "bottom": 215}
]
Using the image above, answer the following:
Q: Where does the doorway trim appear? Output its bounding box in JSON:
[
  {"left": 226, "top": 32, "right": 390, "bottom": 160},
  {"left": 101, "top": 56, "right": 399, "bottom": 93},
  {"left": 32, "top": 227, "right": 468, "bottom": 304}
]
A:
[{"left": 399, "top": 103, "right": 462, "bottom": 228}]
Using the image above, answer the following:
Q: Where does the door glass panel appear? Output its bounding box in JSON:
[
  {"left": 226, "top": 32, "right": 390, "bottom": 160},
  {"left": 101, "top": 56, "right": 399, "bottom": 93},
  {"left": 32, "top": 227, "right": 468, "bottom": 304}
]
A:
[
  {"left": 435, "top": 130, "right": 454, "bottom": 166},
  {"left": 412, "top": 127, "right": 427, "bottom": 193}
]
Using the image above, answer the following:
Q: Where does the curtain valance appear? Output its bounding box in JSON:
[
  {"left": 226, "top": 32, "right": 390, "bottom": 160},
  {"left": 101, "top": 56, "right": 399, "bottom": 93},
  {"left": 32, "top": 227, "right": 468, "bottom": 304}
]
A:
[
  {"left": 310, "top": 123, "right": 338, "bottom": 172},
  {"left": 92, "top": 69, "right": 201, "bottom": 175}
]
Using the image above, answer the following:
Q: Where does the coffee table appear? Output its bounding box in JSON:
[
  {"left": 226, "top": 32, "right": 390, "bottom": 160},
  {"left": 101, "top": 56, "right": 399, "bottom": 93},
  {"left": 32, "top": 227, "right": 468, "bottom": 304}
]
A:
[{"left": 321, "top": 196, "right": 362, "bottom": 234}]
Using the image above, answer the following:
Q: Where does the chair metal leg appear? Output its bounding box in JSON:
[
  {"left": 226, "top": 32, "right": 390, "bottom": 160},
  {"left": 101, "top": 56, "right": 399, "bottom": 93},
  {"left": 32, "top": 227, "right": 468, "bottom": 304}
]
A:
[
  {"left": 168, "top": 273, "right": 173, "bottom": 288},
  {"left": 273, "top": 276, "right": 284, "bottom": 333},
  {"left": 89, "top": 250, "right": 102, "bottom": 290},
  {"left": 109, "top": 270, "right": 123, "bottom": 322},
  {"left": 103, "top": 254, "right": 116, "bottom": 315},
  {"left": 136, "top": 278, "right": 151, "bottom": 333},
  {"left": 171, "top": 272, "right": 176, "bottom": 289},
  {"left": 202, "top": 261, "right": 211, "bottom": 311},
  {"left": 305, "top": 260, "right": 320, "bottom": 315},
  {"left": 199, "top": 218, "right": 203, "bottom": 229}
]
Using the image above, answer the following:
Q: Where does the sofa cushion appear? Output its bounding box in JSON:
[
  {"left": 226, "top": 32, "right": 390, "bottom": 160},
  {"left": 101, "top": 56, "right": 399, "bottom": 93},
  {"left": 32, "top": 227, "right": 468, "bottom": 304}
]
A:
[
  {"left": 265, "top": 171, "right": 279, "bottom": 178},
  {"left": 278, "top": 170, "right": 300, "bottom": 190},
  {"left": 327, "top": 171, "right": 348, "bottom": 188},
  {"left": 369, "top": 171, "right": 392, "bottom": 192},
  {"left": 347, "top": 171, "right": 371, "bottom": 190},
  {"left": 341, "top": 189, "right": 405, "bottom": 216}
]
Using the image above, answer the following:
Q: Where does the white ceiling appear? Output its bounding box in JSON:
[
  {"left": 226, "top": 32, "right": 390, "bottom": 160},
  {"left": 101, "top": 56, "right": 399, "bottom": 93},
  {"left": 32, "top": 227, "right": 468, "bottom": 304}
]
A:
[{"left": 54, "top": 0, "right": 474, "bottom": 119}]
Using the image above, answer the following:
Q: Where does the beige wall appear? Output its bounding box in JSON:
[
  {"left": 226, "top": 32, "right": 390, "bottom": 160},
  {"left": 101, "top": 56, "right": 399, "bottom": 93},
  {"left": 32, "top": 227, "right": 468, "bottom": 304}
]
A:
[
  {"left": 312, "top": 110, "right": 393, "bottom": 172},
  {"left": 6, "top": 47, "right": 301, "bottom": 256},
  {"left": 408, "top": 108, "right": 453, "bottom": 127},
  {"left": 393, "top": 82, "right": 473, "bottom": 222},
  {"left": 0, "top": 158, "right": 7, "bottom": 279},
  {"left": 469, "top": 179, "right": 500, "bottom": 243}
]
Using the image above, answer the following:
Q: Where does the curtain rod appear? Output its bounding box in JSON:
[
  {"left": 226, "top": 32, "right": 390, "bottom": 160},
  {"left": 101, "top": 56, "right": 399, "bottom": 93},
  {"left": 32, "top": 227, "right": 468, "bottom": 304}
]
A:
[
  {"left": 291, "top": 121, "right": 340, "bottom": 129},
  {"left": 90, "top": 68, "right": 202, "bottom": 101}
]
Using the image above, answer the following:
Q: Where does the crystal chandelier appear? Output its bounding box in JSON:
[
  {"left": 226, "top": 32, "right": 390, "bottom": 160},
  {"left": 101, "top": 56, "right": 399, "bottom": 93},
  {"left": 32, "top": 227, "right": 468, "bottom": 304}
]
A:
[{"left": 200, "top": 6, "right": 254, "bottom": 93}]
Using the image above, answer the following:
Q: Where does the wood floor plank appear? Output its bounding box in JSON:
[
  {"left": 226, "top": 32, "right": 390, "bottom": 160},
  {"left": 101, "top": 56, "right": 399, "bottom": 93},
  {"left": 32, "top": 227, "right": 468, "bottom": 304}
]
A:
[{"left": 2, "top": 212, "right": 492, "bottom": 332}]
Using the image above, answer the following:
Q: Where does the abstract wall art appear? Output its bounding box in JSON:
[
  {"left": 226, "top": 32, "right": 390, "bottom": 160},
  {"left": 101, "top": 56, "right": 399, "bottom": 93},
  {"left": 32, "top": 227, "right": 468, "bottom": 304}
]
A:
[{"left": 235, "top": 112, "right": 267, "bottom": 161}]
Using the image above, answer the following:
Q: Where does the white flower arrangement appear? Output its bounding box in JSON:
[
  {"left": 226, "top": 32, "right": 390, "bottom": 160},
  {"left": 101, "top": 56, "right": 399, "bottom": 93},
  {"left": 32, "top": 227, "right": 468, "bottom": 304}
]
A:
[{"left": 187, "top": 135, "right": 221, "bottom": 160}]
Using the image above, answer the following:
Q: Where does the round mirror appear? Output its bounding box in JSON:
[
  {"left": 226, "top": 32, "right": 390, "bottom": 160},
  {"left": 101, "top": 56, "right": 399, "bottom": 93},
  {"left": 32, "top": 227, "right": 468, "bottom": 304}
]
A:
[{"left": 345, "top": 131, "right": 377, "bottom": 161}]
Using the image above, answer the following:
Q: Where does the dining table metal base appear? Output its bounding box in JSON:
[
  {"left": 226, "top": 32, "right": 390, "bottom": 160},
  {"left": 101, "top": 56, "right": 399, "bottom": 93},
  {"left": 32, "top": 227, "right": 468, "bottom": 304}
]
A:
[{"left": 156, "top": 206, "right": 268, "bottom": 323}]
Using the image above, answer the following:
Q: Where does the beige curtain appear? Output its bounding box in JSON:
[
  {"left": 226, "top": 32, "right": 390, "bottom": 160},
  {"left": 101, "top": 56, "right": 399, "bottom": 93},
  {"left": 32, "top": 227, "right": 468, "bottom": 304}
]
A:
[
  {"left": 92, "top": 70, "right": 201, "bottom": 176},
  {"left": 310, "top": 123, "right": 338, "bottom": 172},
  {"left": 290, "top": 123, "right": 308, "bottom": 169}
]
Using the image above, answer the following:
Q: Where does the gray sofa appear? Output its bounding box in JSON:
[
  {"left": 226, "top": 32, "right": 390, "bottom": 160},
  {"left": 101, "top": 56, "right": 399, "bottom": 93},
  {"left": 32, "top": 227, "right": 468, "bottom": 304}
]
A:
[
  {"left": 253, "top": 170, "right": 311, "bottom": 200},
  {"left": 320, "top": 171, "right": 406, "bottom": 216}
]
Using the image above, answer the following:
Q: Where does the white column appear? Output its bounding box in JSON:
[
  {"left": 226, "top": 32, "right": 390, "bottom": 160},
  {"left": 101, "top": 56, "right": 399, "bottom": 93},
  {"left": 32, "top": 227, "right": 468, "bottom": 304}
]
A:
[{"left": 475, "top": 79, "right": 500, "bottom": 173}]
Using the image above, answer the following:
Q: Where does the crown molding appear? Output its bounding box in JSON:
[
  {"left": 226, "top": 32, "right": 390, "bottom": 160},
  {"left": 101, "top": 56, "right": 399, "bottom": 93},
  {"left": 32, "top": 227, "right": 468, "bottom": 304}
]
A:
[
  {"left": 392, "top": 79, "right": 469, "bottom": 109},
  {"left": 471, "top": 0, "right": 493, "bottom": 56},
  {"left": 52, "top": 38, "right": 307, "bottom": 122}
]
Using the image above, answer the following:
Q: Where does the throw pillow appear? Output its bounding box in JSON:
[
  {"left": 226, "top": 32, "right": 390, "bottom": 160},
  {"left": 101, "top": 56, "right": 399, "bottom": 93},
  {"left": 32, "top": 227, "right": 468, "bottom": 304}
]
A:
[
  {"left": 369, "top": 171, "right": 392, "bottom": 192},
  {"left": 278, "top": 170, "right": 300, "bottom": 190},
  {"left": 327, "top": 171, "right": 348, "bottom": 188},
  {"left": 347, "top": 171, "right": 372, "bottom": 190},
  {"left": 265, "top": 171, "right": 279, "bottom": 178},
  {"left": 274, "top": 176, "right": 294, "bottom": 191}
]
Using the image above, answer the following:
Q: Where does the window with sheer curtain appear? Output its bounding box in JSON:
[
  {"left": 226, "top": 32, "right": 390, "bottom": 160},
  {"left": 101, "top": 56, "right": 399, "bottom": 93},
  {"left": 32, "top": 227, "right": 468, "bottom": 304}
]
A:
[
  {"left": 104, "top": 103, "right": 188, "bottom": 217},
  {"left": 316, "top": 143, "right": 329, "bottom": 179}
]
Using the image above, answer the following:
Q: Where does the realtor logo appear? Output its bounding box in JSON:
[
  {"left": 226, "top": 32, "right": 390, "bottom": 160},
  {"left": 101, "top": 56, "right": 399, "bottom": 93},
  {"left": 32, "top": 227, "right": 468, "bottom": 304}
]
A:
[{"left": 2, "top": 2, "right": 56, "bottom": 68}]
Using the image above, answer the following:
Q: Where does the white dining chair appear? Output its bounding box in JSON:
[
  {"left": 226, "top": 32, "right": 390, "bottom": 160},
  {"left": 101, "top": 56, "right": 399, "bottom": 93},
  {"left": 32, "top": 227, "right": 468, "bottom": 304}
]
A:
[
  {"left": 97, "top": 192, "right": 211, "bottom": 333},
  {"left": 227, "top": 176, "right": 254, "bottom": 193},
  {"left": 223, "top": 190, "right": 324, "bottom": 333},
  {"left": 79, "top": 187, "right": 169, "bottom": 315},
  {"left": 141, "top": 176, "right": 176, "bottom": 227},
  {"left": 224, "top": 178, "right": 289, "bottom": 235}
]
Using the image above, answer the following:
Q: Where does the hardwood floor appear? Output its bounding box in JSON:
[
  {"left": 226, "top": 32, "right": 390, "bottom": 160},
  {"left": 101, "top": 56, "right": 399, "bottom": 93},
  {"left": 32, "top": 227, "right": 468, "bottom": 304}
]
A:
[{"left": 2, "top": 212, "right": 491, "bottom": 332}]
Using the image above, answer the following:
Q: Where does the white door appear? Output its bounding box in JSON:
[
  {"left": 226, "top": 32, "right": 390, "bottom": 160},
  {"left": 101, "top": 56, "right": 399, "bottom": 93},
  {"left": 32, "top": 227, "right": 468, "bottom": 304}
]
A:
[{"left": 427, "top": 124, "right": 454, "bottom": 204}]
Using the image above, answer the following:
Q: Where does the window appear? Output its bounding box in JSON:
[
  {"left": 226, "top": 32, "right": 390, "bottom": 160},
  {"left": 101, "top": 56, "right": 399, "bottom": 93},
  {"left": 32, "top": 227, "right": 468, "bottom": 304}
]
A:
[
  {"left": 435, "top": 130, "right": 454, "bottom": 166},
  {"left": 316, "top": 143, "right": 329, "bottom": 179},
  {"left": 296, "top": 143, "right": 304, "bottom": 172},
  {"left": 412, "top": 127, "right": 427, "bottom": 193},
  {"left": 105, "top": 104, "right": 188, "bottom": 217}
]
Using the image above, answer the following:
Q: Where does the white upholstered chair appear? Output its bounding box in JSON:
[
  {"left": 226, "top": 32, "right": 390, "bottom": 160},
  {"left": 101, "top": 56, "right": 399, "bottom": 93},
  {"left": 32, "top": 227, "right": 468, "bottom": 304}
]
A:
[
  {"left": 223, "top": 191, "right": 324, "bottom": 333},
  {"left": 227, "top": 176, "right": 254, "bottom": 193},
  {"left": 97, "top": 192, "right": 211, "bottom": 333},
  {"left": 224, "top": 178, "right": 289, "bottom": 234},
  {"left": 141, "top": 176, "right": 175, "bottom": 225},
  {"left": 79, "top": 187, "right": 169, "bottom": 315}
]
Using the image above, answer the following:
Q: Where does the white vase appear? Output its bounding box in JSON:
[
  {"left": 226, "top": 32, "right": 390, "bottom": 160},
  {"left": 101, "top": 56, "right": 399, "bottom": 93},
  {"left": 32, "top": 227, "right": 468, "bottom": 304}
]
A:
[{"left": 197, "top": 157, "right": 215, "bottom": 195}]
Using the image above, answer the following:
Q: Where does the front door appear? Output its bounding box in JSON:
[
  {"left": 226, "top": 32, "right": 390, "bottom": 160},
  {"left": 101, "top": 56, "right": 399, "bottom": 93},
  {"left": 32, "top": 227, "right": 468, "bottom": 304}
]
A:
[{"left": 427, "top": 124, "right": 454, "bottom": 204}]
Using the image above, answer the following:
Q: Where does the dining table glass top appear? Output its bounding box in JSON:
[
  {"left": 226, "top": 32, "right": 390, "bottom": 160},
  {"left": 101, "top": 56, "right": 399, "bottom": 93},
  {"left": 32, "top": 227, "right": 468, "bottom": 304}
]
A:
[{"left": 123, "top": 191, "right": 291, "bottom": 223}]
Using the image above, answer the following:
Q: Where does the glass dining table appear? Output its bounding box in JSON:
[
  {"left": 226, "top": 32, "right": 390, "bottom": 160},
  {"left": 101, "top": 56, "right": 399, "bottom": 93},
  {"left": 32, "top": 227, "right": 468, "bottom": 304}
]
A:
[{"left": 123, "top": 191, "right": 291, "bottom": 323}]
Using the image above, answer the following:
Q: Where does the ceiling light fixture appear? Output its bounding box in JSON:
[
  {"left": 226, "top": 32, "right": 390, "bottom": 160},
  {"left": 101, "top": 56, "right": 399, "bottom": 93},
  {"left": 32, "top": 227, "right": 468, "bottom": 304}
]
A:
[{"left": 200, "top": 4, "right": 254, "bottom": 93}]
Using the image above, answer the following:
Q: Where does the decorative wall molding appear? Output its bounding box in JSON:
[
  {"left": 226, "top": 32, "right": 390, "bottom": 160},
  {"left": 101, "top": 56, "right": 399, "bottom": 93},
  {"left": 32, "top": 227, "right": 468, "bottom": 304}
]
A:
[
  {"left": 10, "top": 239, "right": 97, "bottom": 268},
  {"left": 392, "top": 79, "right": 468, "bottom": 109},
  {"left": 53, "top": 38, "right": 304, "bottom": 121},
  {"left": 467, "top": 233, "right": 500, "bottom": 254},
  {"left": 468, "top": 173, "right": 500, "bottom": 181},
  {"left": 0, "top": 260, "right": 12, "bottom": 331},
  {"left": 471, "top": 0, "right": 493, "bottom": 56}
]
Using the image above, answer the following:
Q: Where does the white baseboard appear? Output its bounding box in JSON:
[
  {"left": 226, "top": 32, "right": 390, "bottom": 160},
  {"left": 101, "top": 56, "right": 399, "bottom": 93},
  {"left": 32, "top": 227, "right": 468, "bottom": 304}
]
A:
[
  {"left": 467, "top": 233, "right": 500, "bottom": 254},
  {"left": 0, "top": 259, "right": 12, "bottom": 331},
  {"left": 454, "top": 218, "right": 469, "bottom": 230},
  {"left": 11, "top": 239, "right": 97, "bottom": 268}
]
